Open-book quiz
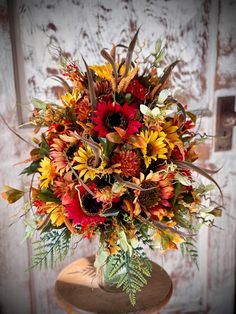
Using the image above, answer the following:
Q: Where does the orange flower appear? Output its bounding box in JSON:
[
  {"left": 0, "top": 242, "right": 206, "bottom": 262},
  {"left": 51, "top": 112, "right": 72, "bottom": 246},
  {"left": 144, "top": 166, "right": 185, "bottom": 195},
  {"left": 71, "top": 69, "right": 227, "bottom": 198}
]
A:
[
  {"left": 132, "top": 170, "right": 175, "bottom": 221},
  {"left": 53, "top": 172, "right": 76, "bottom": 205},
  {"left": 50, "top": 133, "right": 78, "bottom": 175}
]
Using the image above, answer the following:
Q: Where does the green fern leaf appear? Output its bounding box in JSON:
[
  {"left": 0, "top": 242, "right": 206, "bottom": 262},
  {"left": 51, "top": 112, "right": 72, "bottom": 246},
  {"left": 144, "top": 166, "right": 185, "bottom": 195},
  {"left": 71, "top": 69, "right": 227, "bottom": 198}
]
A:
[
  {"left": 180, "top": 238, "right": 199, "bottom": 269},
  {"left": 116, "top": 273, "right": 128, "bottom": 288},
  {"left": 107, "top": 248, "right": 152, "bottom": 306},
  {"left": 27, "top": 228, "right": 71, "bottom": 271}
]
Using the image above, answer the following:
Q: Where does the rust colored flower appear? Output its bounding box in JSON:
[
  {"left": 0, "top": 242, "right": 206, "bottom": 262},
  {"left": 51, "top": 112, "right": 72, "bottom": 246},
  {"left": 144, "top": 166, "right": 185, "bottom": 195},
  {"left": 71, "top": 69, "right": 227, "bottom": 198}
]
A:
[
  {"left": 112, "top": 150, "right": 141, "bottom": 177},
  {"left": 74, "top": 96, "right": 91, "bottom": 121}
]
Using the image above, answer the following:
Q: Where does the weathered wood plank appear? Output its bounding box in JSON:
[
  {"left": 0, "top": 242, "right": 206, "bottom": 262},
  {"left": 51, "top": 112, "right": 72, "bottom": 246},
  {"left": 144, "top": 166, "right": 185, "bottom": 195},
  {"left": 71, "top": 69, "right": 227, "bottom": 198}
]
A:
[
  {"left": 215, "top": 0, "right": 236, "bottom": 91},
  {"left": 0, "top": 0, "right": 32, "bottom": 313},
  {"left": 16, "top": 0, "right": 215, "bottom": 123},
  {"left": 206, "top": 1, "right": 236, "bottom": 313}
]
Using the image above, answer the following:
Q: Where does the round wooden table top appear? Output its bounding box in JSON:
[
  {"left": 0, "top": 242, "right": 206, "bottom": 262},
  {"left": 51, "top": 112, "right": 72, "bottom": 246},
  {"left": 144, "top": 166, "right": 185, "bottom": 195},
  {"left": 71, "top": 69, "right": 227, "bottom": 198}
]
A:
[{"left": 55, "top": 256, "right": 172, "bottom": 314}]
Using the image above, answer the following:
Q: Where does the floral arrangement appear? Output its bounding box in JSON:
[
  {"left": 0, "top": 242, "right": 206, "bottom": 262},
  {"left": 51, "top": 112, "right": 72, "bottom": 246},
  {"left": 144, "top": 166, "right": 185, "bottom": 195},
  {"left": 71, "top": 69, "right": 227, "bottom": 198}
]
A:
[{"left": 1, "top": 30, "right": 222, "bottom": 305}]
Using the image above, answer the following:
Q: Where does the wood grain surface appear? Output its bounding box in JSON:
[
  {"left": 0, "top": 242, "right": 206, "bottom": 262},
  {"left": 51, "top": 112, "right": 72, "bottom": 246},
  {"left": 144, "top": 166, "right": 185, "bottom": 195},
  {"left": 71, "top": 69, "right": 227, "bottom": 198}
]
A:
[{"left": 55, "top": 256, "right": 172, "bottom": 314}]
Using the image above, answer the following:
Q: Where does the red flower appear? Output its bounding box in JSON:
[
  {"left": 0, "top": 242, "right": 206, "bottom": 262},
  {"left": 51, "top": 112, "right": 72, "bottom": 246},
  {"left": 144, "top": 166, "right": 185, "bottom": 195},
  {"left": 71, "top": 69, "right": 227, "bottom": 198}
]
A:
[
  {"left": 65, "top": 186, "right": 105, "bottom": 230},
  {"left": 92, "top": 101, "right": 142, "bottom": 137},
  {"left": 126, "top": 79, "right": 148, "bottom": 101}
]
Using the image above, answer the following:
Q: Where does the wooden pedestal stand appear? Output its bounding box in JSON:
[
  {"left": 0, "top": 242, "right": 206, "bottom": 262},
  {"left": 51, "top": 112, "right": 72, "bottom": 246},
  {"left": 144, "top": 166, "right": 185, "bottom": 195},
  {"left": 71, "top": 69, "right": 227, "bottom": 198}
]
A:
[{"left": 55, "top": 256, "right": 172, "bottom": 314}]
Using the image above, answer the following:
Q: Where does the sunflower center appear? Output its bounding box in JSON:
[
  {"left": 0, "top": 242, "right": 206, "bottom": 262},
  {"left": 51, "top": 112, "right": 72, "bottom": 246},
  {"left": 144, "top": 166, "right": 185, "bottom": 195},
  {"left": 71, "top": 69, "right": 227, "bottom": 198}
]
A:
[
  {"left": 87, "top": 156, "right": 101, "bottom": 168},
  {"left": 67, "top": 144, "right": 77, "bottom": 158},
  {"left": 81, "top": 193, "right": 103, "bottom": 215},
  {"left": 146, "top": 144, "right": 153, "bottom": 156},
  {"left": 104, "top": 112, "right": 128, "bottom": 131},
  {"left": 138, "top": 181, "right": 160, "bottom": 208},
  {"left": 55, "top": 124, "right": 65, "bottom": 133}
]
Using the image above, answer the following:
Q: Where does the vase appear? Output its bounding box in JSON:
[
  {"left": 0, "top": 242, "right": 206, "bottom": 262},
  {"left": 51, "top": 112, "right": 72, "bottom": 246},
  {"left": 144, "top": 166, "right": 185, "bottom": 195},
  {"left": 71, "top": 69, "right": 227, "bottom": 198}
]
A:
[{"left": 95, "top": 249, "right": 124, "bottom": 293}]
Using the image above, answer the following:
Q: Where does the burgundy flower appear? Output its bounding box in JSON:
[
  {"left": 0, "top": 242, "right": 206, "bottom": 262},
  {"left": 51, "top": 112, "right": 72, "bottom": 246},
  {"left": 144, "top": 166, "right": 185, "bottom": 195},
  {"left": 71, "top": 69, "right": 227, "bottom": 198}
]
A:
[
  {"left": 126, "top": 79, "right": 148, "bottom": 101},
  {"left": 92, "top": 100, "right": 142, "bottom": 137}
]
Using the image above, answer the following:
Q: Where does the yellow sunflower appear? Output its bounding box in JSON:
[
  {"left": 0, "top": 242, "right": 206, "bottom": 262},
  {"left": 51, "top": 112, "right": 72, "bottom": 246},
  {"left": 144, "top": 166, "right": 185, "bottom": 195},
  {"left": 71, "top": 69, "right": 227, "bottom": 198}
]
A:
[
  {"left": 38, "top": 157, "right": 57, "bottom": 189},
  {"left": 73, "top": 145, "right": 105, "bottom": 182},
  {"left": 162, "top": 120, "right": 180, "bottom": 150},
  {"left": 139, "top": 129, "right": 168, "bottom": 167}
]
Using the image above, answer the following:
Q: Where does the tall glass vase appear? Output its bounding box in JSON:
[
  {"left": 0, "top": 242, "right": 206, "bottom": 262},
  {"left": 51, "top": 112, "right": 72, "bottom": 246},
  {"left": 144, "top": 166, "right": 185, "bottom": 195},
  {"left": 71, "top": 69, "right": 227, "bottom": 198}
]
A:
[{"left": 95, "top": 248, "right": 124, "bottom": 293}]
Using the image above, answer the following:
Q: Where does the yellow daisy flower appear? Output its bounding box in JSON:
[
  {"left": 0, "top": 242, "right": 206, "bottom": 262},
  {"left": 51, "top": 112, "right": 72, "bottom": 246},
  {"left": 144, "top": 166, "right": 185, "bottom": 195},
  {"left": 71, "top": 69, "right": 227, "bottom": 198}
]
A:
[
  {"left": 45, "top": 202, "right": 67, "bottom": 227},
  {"left": 89, "top": 64, "right": 116, "bottom": 90},
  {"left": 38, "top": 157, "right": 57, "bottom": 189},
  {"left": 139, "top": 130, "right": 168, "bottom": 167},
  {"left": 61, "top": 88, "right": 81, "bottom": 107},
  {"left": 73, "top": 145, "right": 105, "bottom": 182},
  {"left": 89, "top": 64, "right": 113, "bottom": 81}
]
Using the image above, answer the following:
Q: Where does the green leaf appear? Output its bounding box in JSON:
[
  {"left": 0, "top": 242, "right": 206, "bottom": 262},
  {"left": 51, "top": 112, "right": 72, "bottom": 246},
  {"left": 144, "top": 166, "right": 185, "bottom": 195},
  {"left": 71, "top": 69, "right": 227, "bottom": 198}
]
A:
[
  {"left": 37, "top": 189, "right": 60, "bottom": 203},
  {"left": 100, "top": 209, "right": 120, "bottom": 217},
  {"left": 20, "top": 160, "right": 40, "bottom": 175},
  {"left": 180, "top": 239, "right": 199, "bottom": 269},
  {"left": 174, "top": 212, "right": 192, "bottom": 229},
  {"left": 211, "top": 208, "right": 222, "bottom": 217},
  {"left": 175, "top": 173, "right": 192, "bottom": 186},
  {"left": 1, "top": 185, "right": 25, "bottom": 204},
  {"left": 118, "top": 231, "right": 129, "bottom": 252},
  {"left": 140, "top": 104, "right": 161, "bottom": 118},
  {"left": 154, "top": 50, "right": 165, "bottom": 65},
  {"left": 195, "top": 184, "right": 215, "bottom": 195},
  {"left": 99, "top": 137, "right": 115, "bottom": 157},
  {"left": 27, "top": 228, "right": 71, "bottom": 271},
  {"left": 158, "top": 89, "right": 170, "bottom": 104},
  {"left": 186, "top": 111, "right": 197, "bottom": 124},
  {"left": 140, "top": 104, "right": 152, "bottom": 116},
  {"left": 108, "top": 248, "right": 152, "bottom": 306},
  {"left": 172, "top": 182, "right": 181, "bottom": 205},
  {"left": 111, "top": 182, "right": 124, "bottom": 194},
  {"left": 39, "top": 134, "right": 50, "bottom": 157},
  {"left": 32, "top": 98, "right": 47, "bottom": 110},
  {"left": 106, "top": 132, "right": 122, "bottom": 144},
  {"left": 155, "top": 39, "right": 162, "bottom": 54},
  {"left": 94, "top": 249, "right": 107, "bottom": 268}
]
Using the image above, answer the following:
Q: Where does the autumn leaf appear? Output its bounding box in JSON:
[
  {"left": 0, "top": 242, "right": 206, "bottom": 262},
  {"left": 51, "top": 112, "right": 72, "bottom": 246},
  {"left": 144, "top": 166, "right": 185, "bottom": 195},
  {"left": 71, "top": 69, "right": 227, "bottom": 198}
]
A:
[{"left": 1, "top": 186, "right": 25, "bottom": 204}]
